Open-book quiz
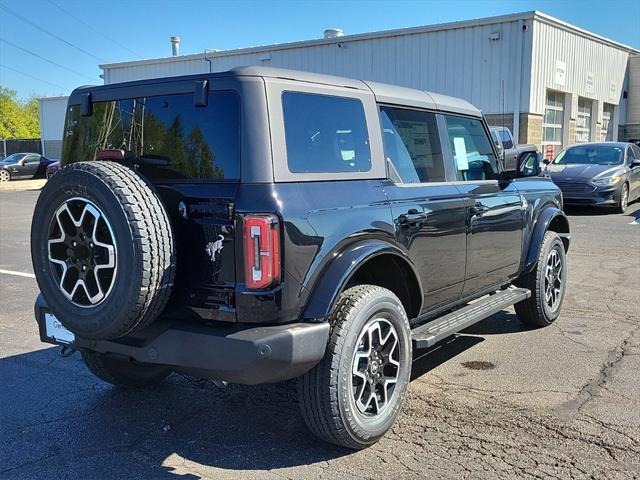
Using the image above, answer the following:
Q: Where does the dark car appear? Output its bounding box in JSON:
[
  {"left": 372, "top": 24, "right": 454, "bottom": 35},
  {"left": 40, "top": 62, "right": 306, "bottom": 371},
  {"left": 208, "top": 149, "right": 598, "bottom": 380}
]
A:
[
  {"left": 546, "top": 142, "right": 640, "bottom": 213},
  {"left": 0, "top": 153, "right": 53, "bottom": 182},
  {"left": 31, "top": 67, "right": 570, "bottom": 449},
  {"left": 46, "top": 161, "right": 60, "bottom": 179}
]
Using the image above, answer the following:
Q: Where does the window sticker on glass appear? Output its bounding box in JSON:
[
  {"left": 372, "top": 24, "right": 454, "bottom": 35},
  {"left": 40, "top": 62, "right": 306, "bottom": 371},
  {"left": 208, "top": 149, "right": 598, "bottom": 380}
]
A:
[{"left": 453, "top": 137, "right": 469, "bottom": 170}]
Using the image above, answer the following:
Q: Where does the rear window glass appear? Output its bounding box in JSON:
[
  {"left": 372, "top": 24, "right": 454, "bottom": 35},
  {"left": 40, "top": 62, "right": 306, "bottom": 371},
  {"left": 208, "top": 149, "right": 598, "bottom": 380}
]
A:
[
  {"left": 282, "top": 92, "right": 371, "bottom": 174},
  {"left": 62, "top": 91, "right": 240, "bottom": 181}
]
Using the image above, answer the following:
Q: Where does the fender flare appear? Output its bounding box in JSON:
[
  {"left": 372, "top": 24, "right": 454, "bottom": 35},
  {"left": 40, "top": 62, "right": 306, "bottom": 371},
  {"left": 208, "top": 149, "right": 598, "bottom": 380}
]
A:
[
  {"left": 302, "top": 239, "right": 423, "bottom": 320},
  {"left": 523, "top": 207, "right": 570, "bottom": 274}
]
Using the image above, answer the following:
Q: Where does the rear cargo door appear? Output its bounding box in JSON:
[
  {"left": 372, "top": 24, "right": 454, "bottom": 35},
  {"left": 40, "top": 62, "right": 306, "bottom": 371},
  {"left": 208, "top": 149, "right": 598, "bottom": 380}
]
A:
[{"left": 62, "top": 84, "right": 242, "bottom": 321}]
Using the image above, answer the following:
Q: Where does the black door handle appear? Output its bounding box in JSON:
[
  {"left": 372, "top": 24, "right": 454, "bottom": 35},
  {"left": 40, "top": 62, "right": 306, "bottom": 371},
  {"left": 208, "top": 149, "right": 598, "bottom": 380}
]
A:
[
  {"left": 399, "top": 210, "right": 428, "bottom": 225},
  {"left": 469, "top": 202, "right": 489, "bottom": 217}
]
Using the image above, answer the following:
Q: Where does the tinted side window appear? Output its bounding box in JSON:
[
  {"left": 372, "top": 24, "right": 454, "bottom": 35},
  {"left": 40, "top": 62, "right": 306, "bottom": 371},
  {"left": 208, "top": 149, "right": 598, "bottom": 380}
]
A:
[
  {"left": 632, "top": 145, "right": 640, "bottom": 160},
  {"left": 63, "top": 91, "right": 240, "bottom": 180},
  {"left": 444, "top": 115, "right": 498, "bottom": 181},
  {"left": 500, "top": 129, "right": 514, "bottom": 149},
  {"left": 282, "top": 92, "right": 371, "bottom": 173},
  {"left": 379, "top": 107, "right": 445, "bottom": 183}
]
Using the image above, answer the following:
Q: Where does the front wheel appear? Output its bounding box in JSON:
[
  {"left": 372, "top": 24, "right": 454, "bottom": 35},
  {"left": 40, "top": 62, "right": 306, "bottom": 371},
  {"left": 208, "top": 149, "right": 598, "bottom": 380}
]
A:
[
  {"left": 0, "top": 170, "right": 10, "bottom": 182},
  {"left": 615, "top": 183, "right": 629, "bottom": 214},
  {"left": 298, "top": 285, "right": 412, "bottom": 449},
  {"left": 515, "top": 231, "right": 567, "bottom": 327}
]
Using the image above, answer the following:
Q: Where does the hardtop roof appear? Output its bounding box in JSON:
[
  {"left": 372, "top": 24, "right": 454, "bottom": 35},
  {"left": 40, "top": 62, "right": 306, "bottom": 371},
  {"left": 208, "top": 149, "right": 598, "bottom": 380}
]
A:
[{"left": 69, "top": 66, "right": 482, "bottom": 117}]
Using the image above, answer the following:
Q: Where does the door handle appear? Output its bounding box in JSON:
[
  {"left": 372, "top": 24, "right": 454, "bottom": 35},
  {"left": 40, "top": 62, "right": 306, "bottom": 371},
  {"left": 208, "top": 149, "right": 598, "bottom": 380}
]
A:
[
  {"left": 399, "top": 210, "right": 428, "bottom": 225},
  {"left": 469, "top": 202, "right": 489, "bottom": 217}
]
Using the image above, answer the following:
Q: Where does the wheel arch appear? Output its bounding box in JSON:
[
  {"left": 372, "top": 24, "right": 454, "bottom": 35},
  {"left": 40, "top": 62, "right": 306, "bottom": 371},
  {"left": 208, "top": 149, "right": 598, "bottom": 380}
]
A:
[
  {"left": 523, "top": 207, "right": 570, "bottom": 274},
  {"left": 302, "top": 240, "right": 423, "bottom": 321}
]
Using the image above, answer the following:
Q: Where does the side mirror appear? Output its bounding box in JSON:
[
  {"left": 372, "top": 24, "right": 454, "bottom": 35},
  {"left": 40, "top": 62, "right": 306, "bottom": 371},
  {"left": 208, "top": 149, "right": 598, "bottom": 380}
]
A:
[
  {"left": 517, "top": 152, "right": 542, "bottom": 178},
  {"left": 495, "top": 142, "right": 504, "bottom": 159},
  {"left": 18, "top": 159, "right": 27, "bottom": 166},
  {"left": 542, "top": 158, "right": 551, "bottom": 165},
  {"left": 631, "top": 159, "right": 640, "bottom": 168}
]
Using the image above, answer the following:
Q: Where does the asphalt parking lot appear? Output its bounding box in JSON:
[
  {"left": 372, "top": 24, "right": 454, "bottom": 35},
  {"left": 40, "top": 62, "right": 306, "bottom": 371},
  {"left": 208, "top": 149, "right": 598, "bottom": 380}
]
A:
[{"left": 1, "top": 187, "right": 639, "bottom": 480}]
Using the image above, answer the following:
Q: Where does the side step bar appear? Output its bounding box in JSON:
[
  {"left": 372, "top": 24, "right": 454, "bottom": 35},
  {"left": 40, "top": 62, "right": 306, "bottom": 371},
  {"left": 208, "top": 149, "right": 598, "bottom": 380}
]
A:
[{"left": 411, "top": 287, "right": 531, "bottom": 349}]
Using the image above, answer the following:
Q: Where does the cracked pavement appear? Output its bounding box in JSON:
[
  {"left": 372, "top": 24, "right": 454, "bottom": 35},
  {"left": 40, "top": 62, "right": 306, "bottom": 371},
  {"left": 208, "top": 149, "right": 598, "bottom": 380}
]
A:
[{"left": 1, "top": 190, "right": 639, "bottom": 479}]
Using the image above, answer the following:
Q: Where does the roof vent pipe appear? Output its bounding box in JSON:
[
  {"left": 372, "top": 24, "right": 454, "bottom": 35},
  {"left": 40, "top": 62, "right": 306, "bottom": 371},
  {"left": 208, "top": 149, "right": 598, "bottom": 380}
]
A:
[
  {"left": 171, "top": 36, "right": 181, "bottom": 56},
  {"left": 324, "top": 28, "right": 344, "bottom": 39}
]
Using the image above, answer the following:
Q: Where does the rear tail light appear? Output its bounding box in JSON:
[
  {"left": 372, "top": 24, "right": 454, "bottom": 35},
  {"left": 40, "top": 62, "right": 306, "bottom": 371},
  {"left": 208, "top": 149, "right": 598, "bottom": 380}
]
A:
[{"left": 243, "top": 214, "right": 281, "bottom": 290}]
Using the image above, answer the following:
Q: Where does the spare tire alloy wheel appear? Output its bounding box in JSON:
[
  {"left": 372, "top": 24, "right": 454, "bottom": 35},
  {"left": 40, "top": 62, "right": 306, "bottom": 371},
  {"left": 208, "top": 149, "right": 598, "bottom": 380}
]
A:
[
  {"left": 48, "top": 197, "right": 117, "bottom": 307},
  {"left": 31, "top": 161, "right": 176, "bottom": 340}
]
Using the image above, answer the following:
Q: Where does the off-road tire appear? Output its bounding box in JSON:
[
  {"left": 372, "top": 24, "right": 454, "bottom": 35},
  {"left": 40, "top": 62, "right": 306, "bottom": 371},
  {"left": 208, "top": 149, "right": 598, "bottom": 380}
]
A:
[
  {"left": 82, "top": 351, "right": 171, "bottom": 387},
  {"left": 31, "top": 161, "right": 175, "bottom": 340},
  {"left": 298, "top": 285, "right": 412, "bottom": 449},
  {"left": 515, "top": 231, "right": 566, "bottom": 327}
]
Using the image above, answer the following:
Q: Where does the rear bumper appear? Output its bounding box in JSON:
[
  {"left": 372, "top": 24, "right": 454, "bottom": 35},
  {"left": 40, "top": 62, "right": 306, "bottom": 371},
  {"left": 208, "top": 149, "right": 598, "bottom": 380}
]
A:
[{"left": 35, "top": 294, "right": 329, "bottom": 385}]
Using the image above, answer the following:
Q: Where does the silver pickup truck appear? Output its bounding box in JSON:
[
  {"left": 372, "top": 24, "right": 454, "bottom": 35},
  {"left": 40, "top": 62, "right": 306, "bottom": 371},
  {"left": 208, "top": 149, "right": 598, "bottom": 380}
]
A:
[{"left": 490, "top": 126, "right": 538, "bottom": 170}]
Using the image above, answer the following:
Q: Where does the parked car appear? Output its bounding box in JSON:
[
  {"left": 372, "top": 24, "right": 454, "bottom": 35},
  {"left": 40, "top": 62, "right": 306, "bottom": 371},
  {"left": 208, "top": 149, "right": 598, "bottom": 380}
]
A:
[
  {"left": 489, "top": 126, "right": 538, "bottom": 171},
  {"left": 546, "top": 142, "right": 640, "bottom": 213},
  {"left": 46, "top": 161, "right": 61, "bottom": 179},
  {"left": 31, "top": 67, "right": 570, "bottom": 449},
  {"left": 0, "top": 153, "right": 53, "bottom": 181}
]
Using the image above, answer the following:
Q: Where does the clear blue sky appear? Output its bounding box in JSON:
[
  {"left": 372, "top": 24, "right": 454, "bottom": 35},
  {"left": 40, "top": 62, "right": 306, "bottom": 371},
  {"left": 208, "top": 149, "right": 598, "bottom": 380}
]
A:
[{"left": 1, "top": 0, "right": 638, "bottom": 99}]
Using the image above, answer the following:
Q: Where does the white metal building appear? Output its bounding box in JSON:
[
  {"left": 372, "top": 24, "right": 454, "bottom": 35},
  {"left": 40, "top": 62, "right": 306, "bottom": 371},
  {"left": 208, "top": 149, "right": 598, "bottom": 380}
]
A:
[
  {"left": 38, "top": 96, "right": 68, "bottom": 160},
  {"left": 41, "top": 11, "right": 640, "bottom": 158}
]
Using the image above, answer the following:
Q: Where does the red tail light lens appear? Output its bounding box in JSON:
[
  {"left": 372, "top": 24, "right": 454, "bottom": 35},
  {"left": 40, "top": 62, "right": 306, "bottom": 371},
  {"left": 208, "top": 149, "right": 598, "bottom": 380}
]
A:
[{"left": 243, "top": 214, "right": 281, "bottom": 290}]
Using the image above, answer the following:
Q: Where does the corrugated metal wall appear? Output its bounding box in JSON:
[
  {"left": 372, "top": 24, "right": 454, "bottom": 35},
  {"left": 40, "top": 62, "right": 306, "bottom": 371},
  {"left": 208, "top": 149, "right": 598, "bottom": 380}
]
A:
[
  {"left": 530, "top": 19, "right": 630, "bottom": 115},
  {"left": 104, "top": 18, "right": 533, "bottom": 115},
  {"left": 626, "top": 55, "right": 640, "bottom": 125}
]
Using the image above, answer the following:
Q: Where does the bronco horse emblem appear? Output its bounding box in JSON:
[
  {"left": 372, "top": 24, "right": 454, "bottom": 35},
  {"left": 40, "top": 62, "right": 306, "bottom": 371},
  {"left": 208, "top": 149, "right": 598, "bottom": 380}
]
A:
[{"left": 205, "top": 235, "right": 225, "bottom": 262}]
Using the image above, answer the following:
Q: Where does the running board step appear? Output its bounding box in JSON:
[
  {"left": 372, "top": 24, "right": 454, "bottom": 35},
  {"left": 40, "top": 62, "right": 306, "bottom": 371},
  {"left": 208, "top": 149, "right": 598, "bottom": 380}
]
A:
[{"left": 411, "top": 287, "right": 531, "bottom": 349}]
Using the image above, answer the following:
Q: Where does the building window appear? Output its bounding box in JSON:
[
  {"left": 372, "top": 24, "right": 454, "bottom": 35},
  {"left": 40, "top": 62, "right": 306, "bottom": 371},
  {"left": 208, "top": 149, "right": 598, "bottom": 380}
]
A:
[
  {"left": 576, "top": 97, "right": 592, "bottom": 143},
  {"left": 602, "top": 103, "right": 615, "bottom": 141},
  {"left": 543, "top": 90, "right": 564, "bottom": 145}
]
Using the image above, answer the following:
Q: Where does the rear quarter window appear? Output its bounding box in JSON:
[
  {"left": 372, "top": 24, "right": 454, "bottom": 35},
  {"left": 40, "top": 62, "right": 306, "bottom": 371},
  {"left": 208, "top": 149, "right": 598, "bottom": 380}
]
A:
[{"left": 282, "top": 92, "right": 371, "bottom": 174}]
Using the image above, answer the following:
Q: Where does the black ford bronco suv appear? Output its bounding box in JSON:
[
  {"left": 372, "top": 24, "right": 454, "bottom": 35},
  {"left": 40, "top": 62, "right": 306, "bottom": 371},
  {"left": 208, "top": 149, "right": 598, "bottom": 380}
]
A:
[{"left": 31, "top": 67, "right": 570, "bottom": 449}]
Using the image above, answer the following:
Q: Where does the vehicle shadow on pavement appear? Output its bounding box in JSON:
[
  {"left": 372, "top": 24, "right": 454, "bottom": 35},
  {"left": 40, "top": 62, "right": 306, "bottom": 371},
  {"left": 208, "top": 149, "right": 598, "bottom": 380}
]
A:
[
  {"left": 462, "top": 311, "right": 535, "bottom": 335},
  {"left": 563, "top": 205, "right": 616, "bottom": 216},
  {"left": 1, "top": 312, "right": 528, "bottom": 479},
  {"left": 0, "top": 347, "right": 348, "bottom": 479}
]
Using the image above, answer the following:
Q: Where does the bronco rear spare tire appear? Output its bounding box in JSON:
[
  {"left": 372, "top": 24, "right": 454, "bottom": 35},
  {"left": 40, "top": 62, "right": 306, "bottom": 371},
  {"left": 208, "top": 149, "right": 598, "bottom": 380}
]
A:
[{"left": 31, "top": 161, "right": 175, "bottom": 340}]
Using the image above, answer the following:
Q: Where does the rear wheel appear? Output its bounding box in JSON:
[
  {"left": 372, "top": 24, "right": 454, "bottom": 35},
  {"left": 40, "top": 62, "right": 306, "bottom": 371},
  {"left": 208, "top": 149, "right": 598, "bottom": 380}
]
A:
[
  {"left": 82, "top": 351, "right": 170, "bottom": 387},
  {"left": 615, "top": 183, "right": 629, "bottom": 214},
  {"left": 298, "top": 285, "right": 412, "bottom": 449},
  {"left": 0, "top": 170, "right": 10, "bottom": 182},
  {"left": 515, "top": 231, "right": 566, "bottom": 327}
]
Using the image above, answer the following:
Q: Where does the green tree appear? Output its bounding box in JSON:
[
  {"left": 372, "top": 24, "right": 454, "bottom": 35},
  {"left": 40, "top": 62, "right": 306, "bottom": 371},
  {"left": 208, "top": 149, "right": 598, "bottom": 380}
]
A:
[
  {"left": 187, "top": 127, "right": 217, "bottom": 179},
  {"left": 0, "top": 87, "right": 40, "bottom": 138}
]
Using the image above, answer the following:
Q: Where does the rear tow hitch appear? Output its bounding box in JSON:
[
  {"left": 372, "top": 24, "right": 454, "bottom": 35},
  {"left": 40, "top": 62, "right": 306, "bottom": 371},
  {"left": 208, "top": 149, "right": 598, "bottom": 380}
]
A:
[{"left": 60, "top": 345, "right": 76, "bottom": 358}]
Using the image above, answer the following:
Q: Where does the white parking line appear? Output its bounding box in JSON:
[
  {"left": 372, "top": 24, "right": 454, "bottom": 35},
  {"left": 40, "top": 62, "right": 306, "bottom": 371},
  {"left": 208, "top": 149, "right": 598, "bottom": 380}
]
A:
[{"left": 0, "top": 269, "right": 36, "bottom": 279}]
